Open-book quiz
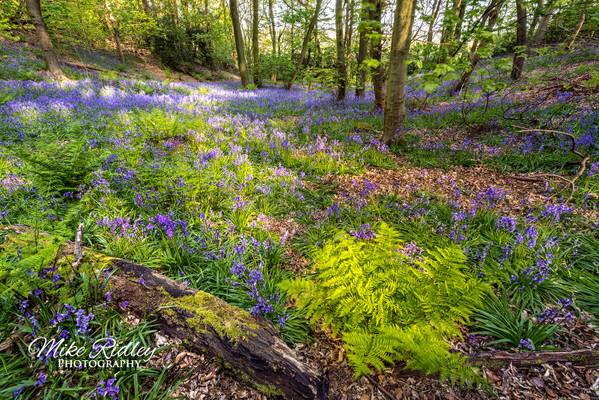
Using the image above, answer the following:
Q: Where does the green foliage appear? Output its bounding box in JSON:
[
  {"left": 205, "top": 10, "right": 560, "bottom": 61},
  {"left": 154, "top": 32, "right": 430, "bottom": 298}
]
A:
[
  {"left": 282, "top": 223, "right": 488, "bottom": 382},
  {"left": 474, "top": 295, "right": 560, "bottom": 350}
]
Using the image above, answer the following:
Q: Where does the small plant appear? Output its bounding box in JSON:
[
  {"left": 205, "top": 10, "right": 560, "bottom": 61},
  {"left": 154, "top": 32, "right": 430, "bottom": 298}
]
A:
[{"left": 474, "top": 295, "right": 560, "bottom": 350}]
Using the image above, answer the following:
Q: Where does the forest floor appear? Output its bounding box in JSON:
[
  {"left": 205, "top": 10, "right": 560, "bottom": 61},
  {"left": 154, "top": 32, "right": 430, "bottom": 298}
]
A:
[{"left": 0, "top": 40, "right": 598, "bottom": 399}]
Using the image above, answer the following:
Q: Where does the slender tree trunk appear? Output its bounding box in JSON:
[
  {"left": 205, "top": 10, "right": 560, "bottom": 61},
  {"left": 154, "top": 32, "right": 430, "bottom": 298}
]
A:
[
  {"left": 511, "top": 0, "right": 526, "bottom": 80},
  {"left": 104, "top": 0, "right": 124, "bottom": 62},
  {"left": 344, "top": 0, "right": 355, "bottom": 82},
  {"left": 335, "top": 0, "right": 347, "bottom": 100},
  {"left": 382, "top": 0, "right": 417, "bottom": 145},
  {"left": 452, "top": 2, "right": 501, "bottom": 93},
  {"left": 355, "top": 0, "right": 369, "bottom": 97},
  {"left": 286, "top": 0, "right": 324, "bottom": 89},
  {"left": 531, "top": 8, "right": 553, "bottom": 45},
  {"left": 370, "top": 0, "right": 384, "bottom": 110},
  {"left": 564, "top": 13, "right": 585, "bottom": 50},
  {"left": 252, "top": 0, "right": 262, "bottom": 86},
  {"left": 454, "top": 0, "right": 466, "bottom": 40},
  {"left": 24, "top": 0, "right": 66, "bottom": 80},
  {"left": 427, "top": 0, "right": 442, "bottom": 43},
  {"left": 230, "top": 0, "right": 249, "bottom": 87},
  {"left": 529, "top": 0, "right": 543, "bottom": 39},
  {"left": 268, "top": 0, "right": 277, "bottom": 81}
]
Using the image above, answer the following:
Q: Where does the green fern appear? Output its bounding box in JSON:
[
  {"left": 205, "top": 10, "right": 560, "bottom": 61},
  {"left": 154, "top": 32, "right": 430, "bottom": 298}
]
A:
[{"left": 281, "top": 223, "right": 488, "bottom": 384}]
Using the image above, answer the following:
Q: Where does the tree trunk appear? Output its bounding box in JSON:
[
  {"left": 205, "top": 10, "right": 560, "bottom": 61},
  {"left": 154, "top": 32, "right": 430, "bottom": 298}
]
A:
[
  {"left": 104, "top": 0, "right": 124, "bottom": 63},
  {"left": 564, "top": 13, "right": 585, "bottom": 50},
  {"left": 528, "top": 0, "right": 543, "bottom": 40},
  {"left": 355, "top": 0, "right": 369, "bottom": 97},
  {"left": 452, "top": 2, "right": 501, "bottom": 93},
  {"left": 370, "top": 0, "right": 384, "bottom": 110},
  {"left": 531, "top": 9, "right": 552, "bottom": 45},
  {"left": 252, "top": 0, "right": 262, "bottom": 87},
  {"left": 335, "top": 0, "right": 347, "bottom": 100},
  {"left": 286, "top": 0, "right": 324, "bottom": 89},
  {"left": 24, "top": 0, "right": 66, "bottom": 80},
  {"left": 268, "top": 0, "right": 277, "bottom": 81},
  {"left": 510, "top": 0, "right": 526, "bottom": 80},
  {"left": 427, "top": 0, "right": 442, "bottom": 43},
  {"left": 382, "top": 0, "right": 417, "bottom": 145},
  {"left": 230, "top": 0, "right": 250, "bottom": 87}
]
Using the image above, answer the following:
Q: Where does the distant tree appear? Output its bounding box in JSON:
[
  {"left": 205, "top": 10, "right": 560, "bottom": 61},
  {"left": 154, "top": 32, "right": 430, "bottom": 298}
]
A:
[
  {"left": 267, "top": 0, "right": 277, "bottom": 81},
  {"left": 24, "top": 0, "right": 66, "bottom": 80},
  {"left": 370, "top": 0, "right": 384, "bottom": 110},
  {"left": 103, "top": 0, "right": 124, "bottom": 62},
  {"left": 252, "top": 0, "right": 262, "bottom": 87},
  {"left": 355, "top": 0, "right": 369, "bottom": 97},
  {"left": 286, "top": 0, "right": 324, "bottom": 90},
  {"left": 382, "top": 0, "right": 417, "bottom": 145},
  {"left": 511, "top": 0, "right": 527, "bottom": 80},
  {"left": 426, "top": 0, "right": 442, "bottom": 43},
  {"left": 230, "top": 0, "right": 249, "bottom": 87},
  {"left": 335, "top": 0, "right": 347, "bottom": 100},
  {"left": 452, "top": 0, "right": 504, "bottom": 93},
  {"left": 564, "top": 12, "right": 585, "bottom": 50},
  {"left": 530, "top": 0, "right": 556, "bottom": 45}
]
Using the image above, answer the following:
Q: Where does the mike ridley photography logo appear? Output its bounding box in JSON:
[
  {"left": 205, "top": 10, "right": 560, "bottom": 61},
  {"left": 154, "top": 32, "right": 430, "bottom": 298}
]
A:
[{"left": 28, "top": 336, "right": 161, "bottom": 369}]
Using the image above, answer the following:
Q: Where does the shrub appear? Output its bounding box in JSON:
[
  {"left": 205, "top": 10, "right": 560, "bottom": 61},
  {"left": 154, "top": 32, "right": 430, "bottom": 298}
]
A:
[{"left": 282, "top": 223, "right": 489, "bottom": 383}]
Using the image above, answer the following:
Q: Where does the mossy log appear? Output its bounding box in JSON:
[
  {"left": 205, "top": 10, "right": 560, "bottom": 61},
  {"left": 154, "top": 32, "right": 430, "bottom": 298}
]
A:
[
  {"left": 470, "top": 349, "right": 599, "bottom": 369},
  {"left": 107, "top": 259, "right": 328, "bottom": 399},
  {"left": 0, "top": 227, "right": 327, "bottom": 399}
]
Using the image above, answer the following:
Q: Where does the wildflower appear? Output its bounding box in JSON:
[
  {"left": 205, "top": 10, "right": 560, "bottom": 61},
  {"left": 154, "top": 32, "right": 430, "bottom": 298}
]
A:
[
  {"left": 119, "top": 301, "right": 129, "bottom": 309},
  {"left": 496, "top": 215, "right": 517, "bottom": 232},
  {"left": 519, "top": 338, "right": 534, "bottom": 350},
  {"left": 541, "top": 203, "right": 572, "bottom": 223},
  {"left": 524, "top": 225, "right": 538, "bottom": 249},
  {"left": 349, "top": 224, "right": 376, "bottom": 240},
  {"left": 35, "top": 372, "right": 47, "bottom": 387},
  {"left": 399, "top": 242, "right": 423, "bottom": 259},
  {"left": 95, "top": 377, "right": 119, "bottom": 400}
]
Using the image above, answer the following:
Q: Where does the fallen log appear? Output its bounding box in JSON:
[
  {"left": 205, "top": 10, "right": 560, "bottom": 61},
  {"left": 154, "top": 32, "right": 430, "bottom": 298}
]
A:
[
  {"left": 470, "top": 349, "right": 599, "bottom": 369},
  {"left": 1, "top": 227, "right": 327, "bottom": 399},
  {"left": 107, "top": 259, "right": 328, "bottom": 399}
]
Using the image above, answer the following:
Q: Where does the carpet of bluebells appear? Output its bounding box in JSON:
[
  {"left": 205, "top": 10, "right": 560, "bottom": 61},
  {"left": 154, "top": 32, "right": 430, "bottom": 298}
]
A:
[{"left": 0, "top": 42, "right": 598, "bottom": 398}]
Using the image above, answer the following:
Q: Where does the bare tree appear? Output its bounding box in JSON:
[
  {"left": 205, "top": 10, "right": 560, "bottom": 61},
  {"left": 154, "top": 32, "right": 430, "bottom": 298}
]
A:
[
  {"left": 25, "top": 0, "right": 66, "bottom": 80},
  {"left": 335, "top": 0, "right": 347, "bottom": 100},
  {"left": 230, "top": 0, "right": 249, "bottom": 87},
  {"left": 511, "top": 0, "right": 526, "bottom": 80},
  {"left": 382, "top": 0, "right": 417, "bottom": 145},
  {"left": 286, "top": 0, "right": 324, "bottom": 89},
  {"left": 252, "top": 0, "right": 262, "bottom": 86}
]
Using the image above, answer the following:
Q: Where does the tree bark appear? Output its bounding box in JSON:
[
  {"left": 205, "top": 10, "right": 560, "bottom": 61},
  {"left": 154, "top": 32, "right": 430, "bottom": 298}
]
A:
[
  {"left": 355, "top": 0, "right": 369, "bottom": 97},
  {"left": 528, "top": 0, "right": 543, "bottom": 40},
  {"left": 286, "top": 0, "right": 324, "bottom": 89},
  {"left": 510, "top": 0, "right": 526, "bottom": 80},
  {"left": 564, "top": 13, "right": 585, "bottom": 50},
  {"left": 24, "top": 0, "right": 66, "bottom": 80},
  {"left": 335, "top": 0, "right": 347, "bottom": 100},
  {"left": 382, "top": 0, "right": 417, "bottom": 145},
  {"left": 370, "top": 0, "right": 384, "bottom": 110},
  {"left": 252, "top": 0, "right": 262, "bottom": 86},
  {"left": 230, "top": 0, "right": 250, "bottom": 87}
]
